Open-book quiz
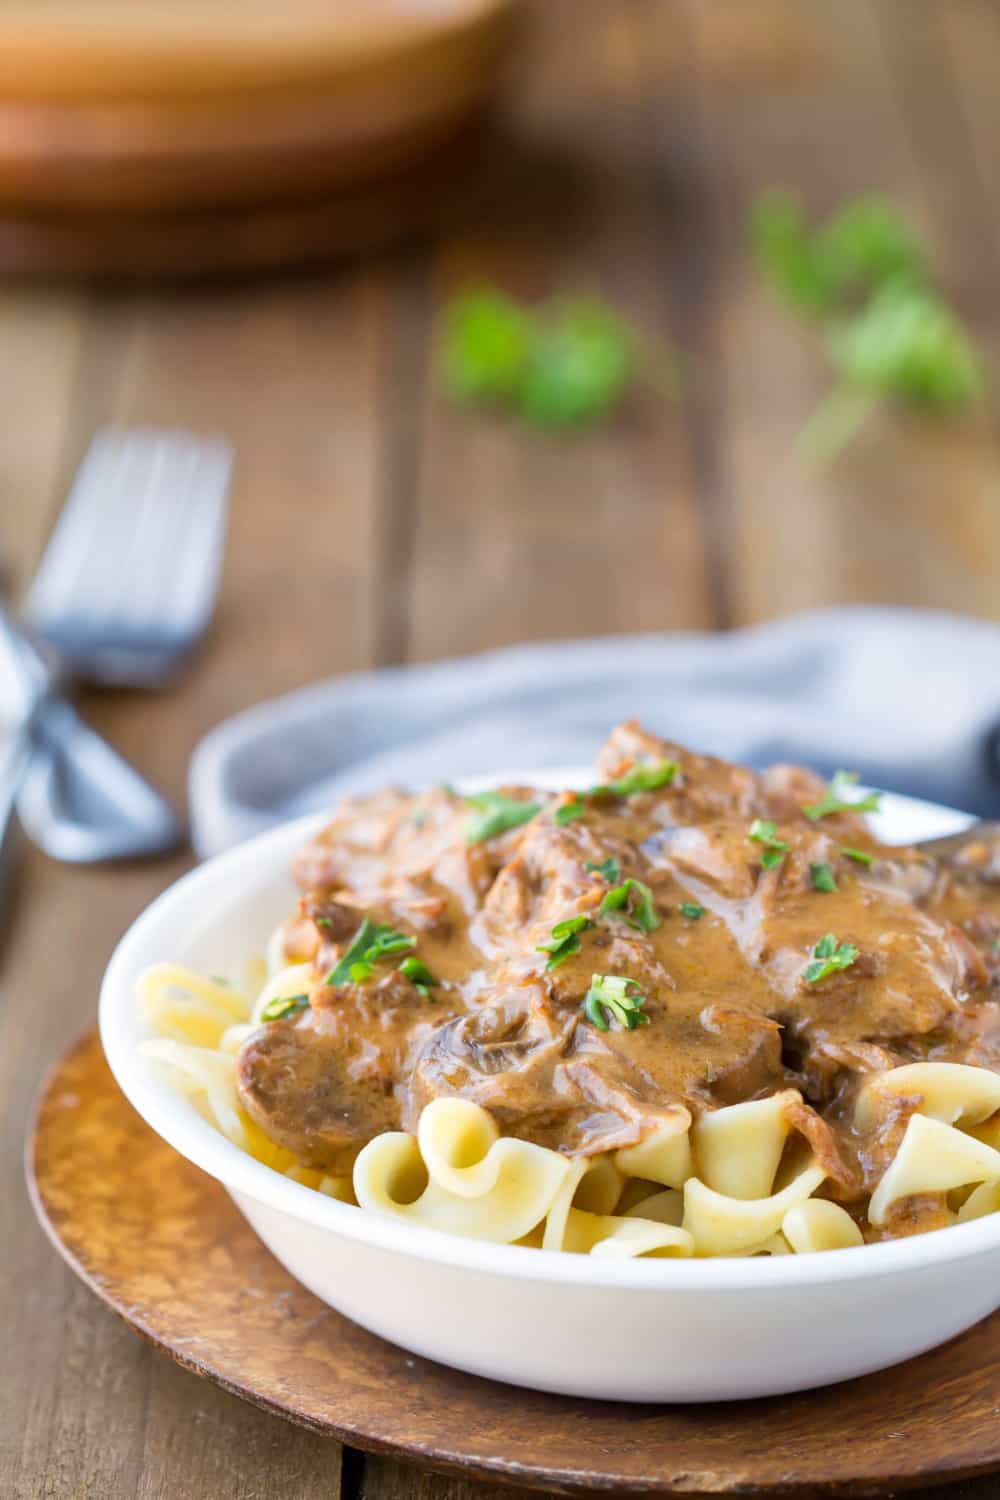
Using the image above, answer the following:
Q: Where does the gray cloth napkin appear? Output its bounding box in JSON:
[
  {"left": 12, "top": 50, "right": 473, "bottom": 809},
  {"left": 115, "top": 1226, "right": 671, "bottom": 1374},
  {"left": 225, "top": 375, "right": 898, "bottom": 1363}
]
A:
[{"left": 188, "top": 606, "right": 1000, "bottom": 857}]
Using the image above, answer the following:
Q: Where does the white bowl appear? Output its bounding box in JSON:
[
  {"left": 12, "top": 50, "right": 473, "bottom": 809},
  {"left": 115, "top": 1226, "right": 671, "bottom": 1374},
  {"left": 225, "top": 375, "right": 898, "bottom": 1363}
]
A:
[{"left": 99, "top": 772, "right": 1000, "bottom": 1402}]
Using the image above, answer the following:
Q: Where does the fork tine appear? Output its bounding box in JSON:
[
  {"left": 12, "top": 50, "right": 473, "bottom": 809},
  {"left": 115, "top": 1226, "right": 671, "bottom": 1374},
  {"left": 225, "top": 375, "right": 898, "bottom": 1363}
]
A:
[
  {"left": 26, "top": 426, "right": 232, "bottom": 681},
  {"left": 164, "top": 443, "right": 231, "bottom": 640},
  {"left": 25, "top": 429, "right": 132, "bottom": 620},
  {"left": 112, "top": 435, "right": 204, "bottom": 634}
]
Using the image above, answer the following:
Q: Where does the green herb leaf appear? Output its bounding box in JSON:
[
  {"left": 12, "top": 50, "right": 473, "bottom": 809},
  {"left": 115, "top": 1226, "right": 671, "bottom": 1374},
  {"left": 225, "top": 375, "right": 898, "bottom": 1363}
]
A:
[
  {"left": 519, "top": 300, "right": 632, "bottom": 427},
  {"left": 749, "top": 817, "right": 790, "bottom": 869},
  {"left": 464, "top": 791, "right": 542, "bottom": 843},
  {"left": 582, "top": 973, "right": 649, "bottom": 1032},
  {"left": 599, "top": 878, "right": 661, "bottom": 933},
  {"left": 326, "top": 918, "right": 377, "bottom": 986},
  {"left": 554, "top": 798, "right": 585, "bottom": 827},
  {"left": 440, "top": 287, "right": 534, "bottom": 403},
  {"left": 325, "top": 918, "right": 415, "bottom": 987},
  {"left": 363, "top": 928, "right": 417, "bottom": 962},
  {"left": 537, "top": 914, "right": 594, "bottom": 971},
  {"left": 842, "top": 846, "right": 874, "bottom": 866},
  {"left": 261, "top": 992, "right": 310, "bottom": 1022},
  {"left": 752, "top": 191, "right": 925, "bottom": 317},
  {"left": 399, "top": 955, "right": 438, "bottom": 999},
  {"left": 810, "top": 862, "right": 838, "bottom": 893},
  {"left": 803, "top": 770, "right": 882, "bottom": 822},
  {"left": 804, "top": 932, "right": 859, "bottom": 985},
  {"left": 585, "top": 857, "right": 621, "bottom": 883},
  {"left": 679, "top": 902, "right": 705, "bottom": 920},
  {"left": 752, "top": 190, "right": 837, "bottom": 313},
  {"left": 592, "top": 760, "right": 679, "bottom": 798}
]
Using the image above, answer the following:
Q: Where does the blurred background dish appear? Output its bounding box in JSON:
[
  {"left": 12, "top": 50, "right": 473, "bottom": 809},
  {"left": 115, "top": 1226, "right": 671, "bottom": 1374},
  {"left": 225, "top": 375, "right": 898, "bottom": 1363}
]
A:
[{"left": 0, "top": 0, "right": 521, "bottom": 274}]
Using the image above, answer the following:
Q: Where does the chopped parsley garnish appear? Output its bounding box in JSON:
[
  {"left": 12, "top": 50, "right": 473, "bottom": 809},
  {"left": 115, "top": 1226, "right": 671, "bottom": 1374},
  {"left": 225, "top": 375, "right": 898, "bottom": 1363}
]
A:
[
  {"left": 749, "top": 818, "right": 790, "bottom": 869},
  {"left": 326, "top": 918, "right": 415, "bottom": 987},
  {"left": 554, "top": 798, "right": 585, "bottom": 827},
  {"left": 842, "top": 846, "right": 874, "bottom": 866},
  {"left": 599, "top": 878, "right": 661, "bottom": 933},
  {"left": 680, "top": 902, "right": 705, "bottom": 920},
  {"left": 592, "top": 760, "right": 679, "bottom": 799},
  {"left": 463, "top": 791, "right": 541, "bottom": 843},
  {"left": 315, "top": 915, "right": 333, "bottom": 930},
  {"left": 261, "top": 992, "right": 309, "bottom": 1022},
  {"left": 399, "top": 956, "right": 438, "bottom": 998},
  {"left": 537, "top": 914, "right": 593, "bottom": 971},
  {"left": 810, "top": 862, "right": 838, "bottom": 893},
  {"left": 582, "top": 974, "right": 649, "bottom": 1032},
  {"left": 804, "top": 932, "right": 859, "bottom": 986},
  {"left": 803, "top": 770, "right": 882, "bottom": 821},
  {"left": 585, "top": 857, "right": 620, "bottom": 883}
]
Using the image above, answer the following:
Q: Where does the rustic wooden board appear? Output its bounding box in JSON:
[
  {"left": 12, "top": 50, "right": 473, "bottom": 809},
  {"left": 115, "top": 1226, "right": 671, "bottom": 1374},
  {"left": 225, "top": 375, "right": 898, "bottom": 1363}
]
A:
[{"left": 28, "top": 1028, "right": 1000, "bottom": 1498}]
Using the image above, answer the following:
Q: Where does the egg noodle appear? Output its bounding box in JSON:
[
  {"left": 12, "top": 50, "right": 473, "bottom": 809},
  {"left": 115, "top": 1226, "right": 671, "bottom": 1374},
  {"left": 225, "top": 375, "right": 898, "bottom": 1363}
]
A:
[{"left": 138, "top": 955, "right": 1000, "bottom": 1259}]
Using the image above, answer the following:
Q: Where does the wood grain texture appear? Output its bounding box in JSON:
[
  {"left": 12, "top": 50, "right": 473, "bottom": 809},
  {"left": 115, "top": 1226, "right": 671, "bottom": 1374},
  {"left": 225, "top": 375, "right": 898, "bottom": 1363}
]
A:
[
  {"left": 4, "top": 2, "right": 1000, "bottom": 1498},
  {"left": 672, "top": 0, "right": 1000, "bottom": 626},
  {"left": 30, "top": 1030, "right": 1000, "bottom": 1498}
]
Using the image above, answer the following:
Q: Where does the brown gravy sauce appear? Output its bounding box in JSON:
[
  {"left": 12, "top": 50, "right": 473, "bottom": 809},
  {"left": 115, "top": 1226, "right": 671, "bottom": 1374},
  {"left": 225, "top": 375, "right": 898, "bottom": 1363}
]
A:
[{"left": 236, "top": 723, "right": 1000, "bottom": 1234}]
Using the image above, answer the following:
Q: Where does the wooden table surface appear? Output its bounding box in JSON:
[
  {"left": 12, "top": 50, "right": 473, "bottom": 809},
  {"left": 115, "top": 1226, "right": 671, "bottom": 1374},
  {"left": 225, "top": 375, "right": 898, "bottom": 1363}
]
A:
[{"left": 3, "top": 3, "right": 1000, "bottom": 1497}]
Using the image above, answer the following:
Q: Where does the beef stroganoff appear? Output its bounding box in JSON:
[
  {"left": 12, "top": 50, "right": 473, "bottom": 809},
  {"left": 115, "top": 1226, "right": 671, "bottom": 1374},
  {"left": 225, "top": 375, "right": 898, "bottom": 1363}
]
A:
[{"left": 139, "top": 723, "right": 1000, "bottom": 1259}]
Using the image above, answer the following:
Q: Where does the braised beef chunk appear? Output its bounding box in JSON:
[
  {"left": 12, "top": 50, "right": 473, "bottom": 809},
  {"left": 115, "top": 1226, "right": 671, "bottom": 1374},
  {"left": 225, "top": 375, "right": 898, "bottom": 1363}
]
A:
[{"left": 236, "top": 721, "right": 1000, "bottom": 1209}]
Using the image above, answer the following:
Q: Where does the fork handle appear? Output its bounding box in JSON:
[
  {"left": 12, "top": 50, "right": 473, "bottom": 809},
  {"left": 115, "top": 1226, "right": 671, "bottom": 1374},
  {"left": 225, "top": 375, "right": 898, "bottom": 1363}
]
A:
[
  {"left": 17, "top": 697, "right": 185, "bottom": 863},
  {"left": 0, "top": 734, "right": 29, "bottom": 921}
]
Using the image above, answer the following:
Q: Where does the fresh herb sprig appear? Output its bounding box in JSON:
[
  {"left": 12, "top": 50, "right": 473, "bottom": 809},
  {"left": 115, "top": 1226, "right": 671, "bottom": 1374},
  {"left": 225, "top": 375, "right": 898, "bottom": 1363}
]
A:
[
  {"left": 582, "top": 974, "right": 649, "bottom": 1031},
  {"left": 399, "top": 956, "right": 438, "bottom": 999},
  {"left": 804, "top": 933, "right": 859, "bottom": 985},
  {"left": 591, "top": 760, "right": 679, "bottom": 799},
  {"left": 261, "top": 992, "right": 310, "bottom": 1022},
  {"left": 599, "top": 878, "right": 661, "bottom": 933},
  {"left": 752, "top": 190, "right": 984, "bottom": 459},
  {"left": 749, "top": 817, "right": 790, "bottom": 870},
  {"left": 810, "top": 862, "right": 837, "bottom": 893},
  {"left": 325, "top": 918, "right": 415, "bottom": 987},
  {"left": 464, "top": 791, "right": 542, "bottom": 844},
  {"left": 803, "top": 770, "right": 881, "bottom": 822},
  {"left": 440, "top": 286, "right": 683, "bottom": 430},
  {"left": 554, "top": 797, "right": 585, "bottom": 827},
  {"left": 679, "top": 901, "right": 705, "bottom": 920},
  {"left": 537, "top": 914, "right": 594, "bottom": 971},
  {"left": 585, "top": 857, "right": 620, "bottom": 883}
]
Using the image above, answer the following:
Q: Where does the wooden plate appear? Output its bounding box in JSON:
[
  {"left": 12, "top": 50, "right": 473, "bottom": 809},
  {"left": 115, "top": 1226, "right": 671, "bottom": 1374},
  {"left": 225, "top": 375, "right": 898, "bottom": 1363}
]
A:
[
  {"left": 0, "top": 0, "right": 520, "bottom": 223},
  {"left": 27, "top": 1029, "right": 1000, "bottom": 1497},
  {"left": 0, "top": 123, "right": 494, "bottom": 279}
]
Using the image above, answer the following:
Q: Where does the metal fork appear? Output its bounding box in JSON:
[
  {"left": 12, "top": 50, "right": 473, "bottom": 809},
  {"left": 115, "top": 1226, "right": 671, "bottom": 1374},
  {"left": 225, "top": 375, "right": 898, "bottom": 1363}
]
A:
[
  {"left": 1, "top": 427, "right": 231, "bottom": 870},
  {"left": 25, "top": 427, "right": 231, "bottom": 686}
]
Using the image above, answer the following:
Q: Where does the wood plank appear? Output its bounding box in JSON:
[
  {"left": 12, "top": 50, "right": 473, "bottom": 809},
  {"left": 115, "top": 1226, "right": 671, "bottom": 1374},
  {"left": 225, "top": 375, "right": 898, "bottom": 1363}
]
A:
[
  {"left": 0, "top": 286, "right": 90, "bottom": 586},
  {"left": 2, "top": 268, "right": 390, "bottom": 1496},
  {"left": 675, "top": 0, "right": 1000, "bottom": 625},
  {"left": 407, "top": 0, "right": 715, "bottom": 661}
]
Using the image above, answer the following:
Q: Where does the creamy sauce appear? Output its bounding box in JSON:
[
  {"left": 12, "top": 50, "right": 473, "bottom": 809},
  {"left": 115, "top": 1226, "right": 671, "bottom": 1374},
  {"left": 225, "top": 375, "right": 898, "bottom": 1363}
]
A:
[{"left": 236, "top": 723, "right": 1000, "bottom": 1231}]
